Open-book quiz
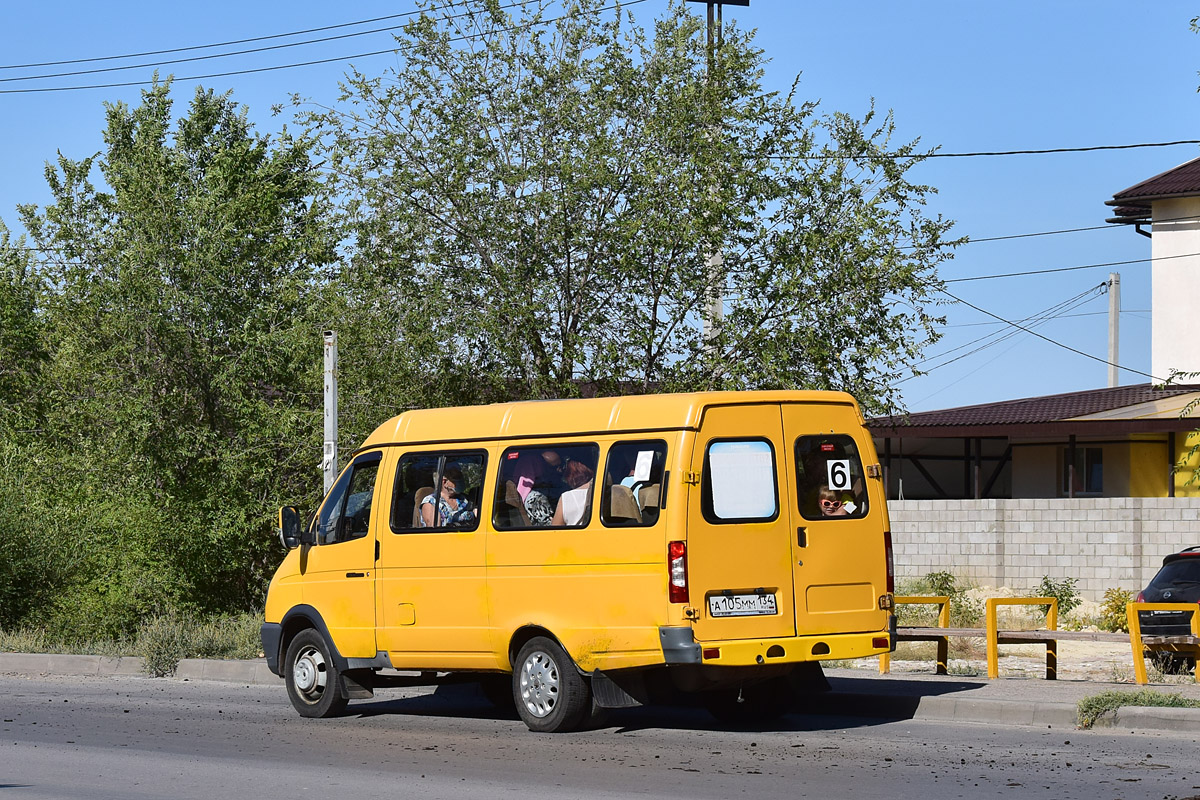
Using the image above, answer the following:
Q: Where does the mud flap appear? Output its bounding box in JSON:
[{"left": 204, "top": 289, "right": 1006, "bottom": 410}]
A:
[
  {"left": 591, "top": 670, "right": 648, "bottom": 709},
  {"left": 340, "top": 669, "right": 376, "bottom": 700}
]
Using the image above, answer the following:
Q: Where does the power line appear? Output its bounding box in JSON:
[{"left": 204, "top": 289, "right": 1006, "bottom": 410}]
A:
[
  {"left": 771, "top": 140, "right": 1200, "bottom": 161},
  {"left": 940, "top": 287, "right": 1160, "bottom": 381},
  {"left": 0, "top": 0, "right": 647, "bottom": 95},
  {"left": 944, "top": 309, "right": 1149, "bottom": 328},
  {"left": 945, "top": 250, "right": 1200, "bottom": 283},
  {"left": 0, "top": 7, "right": 434, "bottom": 70},
  {"left": 966, "top": 223, "right": 1114, "bottom": 244},
  {"left": 910, "top": 284, "right": 1105, "bottom": 378},
  {"left": 0, "top": 2, "right": 528, "bottom": 85},
  {"left": 960, "top": 213, "right": 1200, "bottom": 246},
  {"left": 924, "top": 140, "right": 1200, "bottom": 158}
]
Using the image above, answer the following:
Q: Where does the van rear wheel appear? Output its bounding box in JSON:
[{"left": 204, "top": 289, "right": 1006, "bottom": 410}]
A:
[
  {"left": 285, "top": 629, "right": 348, "bottom": 718},
  {"left": 513, "top": 637, "right": 591, "bottom": 733}
]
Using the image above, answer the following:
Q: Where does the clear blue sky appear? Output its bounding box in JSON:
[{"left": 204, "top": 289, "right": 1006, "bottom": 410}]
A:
[{"left": 2, "top": 1, "right": 1197, "bottom": 412}]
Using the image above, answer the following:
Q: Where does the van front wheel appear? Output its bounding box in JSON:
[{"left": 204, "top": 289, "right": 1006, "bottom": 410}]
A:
[
  {"left": 513, "top": 637, "right": 591, "bottom": 733},
  {"left": 285, "top": 629, "right": 348, "bottom": 718}
]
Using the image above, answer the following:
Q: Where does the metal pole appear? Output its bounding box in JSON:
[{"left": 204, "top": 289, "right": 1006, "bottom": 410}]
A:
[
  {"left": 323, "top": 330, "right": 338, "bottom": 494},
  {"left": 701, "top": 2, "right": 723, "bottom": 354},
  {"left": 1107, "top": 272, "right": 1120, "bottom": 388},
  {"left": 685, "top": 1, "right": 750, "bottom": 357}
]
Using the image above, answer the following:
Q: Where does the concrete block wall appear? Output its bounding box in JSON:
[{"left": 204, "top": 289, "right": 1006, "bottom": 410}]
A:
[{"left": 887, "top": 498, "right": 1200, "bottom": 600}]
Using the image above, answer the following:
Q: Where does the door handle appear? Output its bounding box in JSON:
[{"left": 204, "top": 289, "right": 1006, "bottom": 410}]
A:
[
  {"left": 345, "top": 572, "right": 366, "bottom": 578},
  {"left": 797, "top": 527, "right": 807, "bottom": 548}
]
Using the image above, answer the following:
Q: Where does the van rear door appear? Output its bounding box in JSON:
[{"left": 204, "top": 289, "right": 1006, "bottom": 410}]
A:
[
  {"left": 782, "top": 403, "right": 887, "bottom": 636},
  {"left": 687, "top": 403, "right": 796, "bottom": 642}
]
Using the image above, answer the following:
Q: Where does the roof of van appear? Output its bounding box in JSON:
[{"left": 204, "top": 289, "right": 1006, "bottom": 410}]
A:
[{"left": 359, "top": 390, "right": 861, "bottom": 450}]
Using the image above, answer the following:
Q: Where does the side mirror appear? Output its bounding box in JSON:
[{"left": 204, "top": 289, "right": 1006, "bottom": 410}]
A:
[{"left": 279, "top": 506, "right": 302, "bottom": 549}]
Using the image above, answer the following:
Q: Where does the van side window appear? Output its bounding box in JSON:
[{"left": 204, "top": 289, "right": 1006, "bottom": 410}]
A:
[
  {"left": 390, "top": 452, "right": 486, "bottom": 532},
  {"left": 494, "top": 444, "right": 599, "bottom": 529},
  {"left": 600, "top": 440, "right": 667, "bottom": 527},
  {"left": 795, "top": 435, "right": 869, "bottom": 520},
  {"left": 701, "top": 439, "right": 778, "bottom": 523},
  {"left": 314, "top": 453, "right": 381, "bottom": 545}
]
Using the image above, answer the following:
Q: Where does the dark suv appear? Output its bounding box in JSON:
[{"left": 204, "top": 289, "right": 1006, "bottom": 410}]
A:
[{"left": 1136, "top": 546, "right": 1200, "bottom": 637}]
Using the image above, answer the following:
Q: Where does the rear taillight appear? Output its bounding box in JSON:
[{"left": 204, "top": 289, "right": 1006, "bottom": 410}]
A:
[
  {"left": 883, "top": 530, "right": 895, "bottom": 594},
  {"left": 668, "top": 540, "right": 689, "bottom": 603},
  {"left": 1135, "top": 591, "right": 1145, "bottom": 603}
]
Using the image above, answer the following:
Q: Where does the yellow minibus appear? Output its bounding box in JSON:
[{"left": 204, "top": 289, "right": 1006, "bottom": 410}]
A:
[{"left": 261, "top": 391, "right": 895, "bottom": 732}]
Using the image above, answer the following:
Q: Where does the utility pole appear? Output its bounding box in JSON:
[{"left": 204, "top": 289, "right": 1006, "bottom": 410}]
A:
[
  {"left": 685, "top": 1, "right": 749, "bottom": 353},
  {"left": 323, "top": 330, "right": 338, "bottom": 494},
  {"left": 1107, "top": 272, "right": 1120, "bottom": 388}
]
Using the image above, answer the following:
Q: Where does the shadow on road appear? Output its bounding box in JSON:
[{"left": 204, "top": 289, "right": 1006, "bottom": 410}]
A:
[{"left": 346, "top": 677, "right": 987, "bottom": 734}]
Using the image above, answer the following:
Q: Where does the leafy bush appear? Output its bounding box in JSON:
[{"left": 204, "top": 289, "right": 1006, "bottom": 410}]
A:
[
  {"left": 137, "top": 612, "right": 192, "bottom": 677},
  {"left": 137, "top": 611, "right": 265, "bottom": 677},
  {"left": 1099, "top": 588, "right": 1134, "bottom": 633},
  {"left": 1077, "top": 689, "right": 1200, "bottom": 728},
  {"left": 1034, "top": 575, "right": 1081, "bottom": 618},
  {"left": 925, "top": 571, "right": 959, "bottom": 598}
]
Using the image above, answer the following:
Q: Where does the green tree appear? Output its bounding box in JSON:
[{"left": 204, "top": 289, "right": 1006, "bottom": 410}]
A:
[
  {"left": 0, "top": 222, "right": 47, "bottom": 434},
  {"left": 306, "top": 0, "right": 957, "bottom": 413},
  {"left": 13, "top": 81, "right": 336, "bottom": 635}
]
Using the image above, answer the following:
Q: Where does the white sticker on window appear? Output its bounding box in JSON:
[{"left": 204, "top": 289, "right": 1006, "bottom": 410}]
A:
[
  {"left": 633, "top": 450, "right": 655, "bottom": 482},
  {"left": 827, "top": 459, "right": 851, "bottom": 491},
  {"left": 709, "top": 441, "right": 776, "bottom": 520}
]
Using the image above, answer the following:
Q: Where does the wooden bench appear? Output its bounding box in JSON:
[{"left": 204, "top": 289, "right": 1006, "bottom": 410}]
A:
[
  {"left": 885, "top": 597, "right": 1200, "bottom": 683},
  {"left": 1125, "top": 602, "right": 1200, "bottom": 685}
]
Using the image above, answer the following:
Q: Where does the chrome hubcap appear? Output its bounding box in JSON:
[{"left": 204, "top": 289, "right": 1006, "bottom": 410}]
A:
[
  {"left": 519, "top": 650, "right": 559, "bottom": 718},
  {"left": 293, "top": 645, "right": 327, "bottom": 701}
]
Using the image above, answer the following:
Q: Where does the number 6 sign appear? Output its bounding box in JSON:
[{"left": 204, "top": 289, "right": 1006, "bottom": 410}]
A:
[{"left": 827, "top": 459, "right": 851, "bottom": 491}]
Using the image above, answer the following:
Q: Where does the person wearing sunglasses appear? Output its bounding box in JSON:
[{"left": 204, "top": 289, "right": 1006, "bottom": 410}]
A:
[{"left": 818, "top": 485, "right": 850, "bottom": 517}]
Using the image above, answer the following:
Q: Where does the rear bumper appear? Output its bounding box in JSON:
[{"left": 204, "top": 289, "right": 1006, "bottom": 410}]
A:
[
  {"left": 660, "top": 626, "right": 888, "bottom": 667},
  {"left": 1137, "top": 609, "right": 1196, "bottom": 637}
]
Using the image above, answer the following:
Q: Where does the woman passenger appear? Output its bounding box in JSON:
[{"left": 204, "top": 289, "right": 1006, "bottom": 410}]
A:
[
  {"left": 421, "top": 465, "right": 476, "bottom": 527},
  {"left": 552, "top": 460, "right": 595, "bottom": 526}
]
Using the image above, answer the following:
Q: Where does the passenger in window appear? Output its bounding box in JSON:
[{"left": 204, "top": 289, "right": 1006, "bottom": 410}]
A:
[
  {"left": 818, "top": 485, "right": 853, "bottom": 517},
  {"left": 552, "top": 460, "right": 595, "bottom": 526},
  {"left": 420, "top": 465, "right": 476, "bottom": 528},
  {"left": 528, "top": 451, "right": 568, "bottom": 525}
]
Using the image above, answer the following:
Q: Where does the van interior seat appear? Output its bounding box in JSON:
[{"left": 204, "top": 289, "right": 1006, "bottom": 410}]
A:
[
  {"left": 412, "top": 486, "right": 434, "bottom": 526},
  {"left": 609, "top": 484, "right": 642, "bottom": 523},
  {"left": 504, "top": 480, "right": 531, "bottom": 527},
  {"left": 638, "top": 483, "right": 660, "bottom": 509}
]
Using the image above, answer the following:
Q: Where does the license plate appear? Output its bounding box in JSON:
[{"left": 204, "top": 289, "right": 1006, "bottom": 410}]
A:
[{"left": 708, "top": 592, "right": 777, "bottom": 618}]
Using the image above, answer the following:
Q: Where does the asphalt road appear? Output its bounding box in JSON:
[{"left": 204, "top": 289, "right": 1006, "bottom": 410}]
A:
[{"left": 2, "top": 674, "right": 1199, "bottom": 800}]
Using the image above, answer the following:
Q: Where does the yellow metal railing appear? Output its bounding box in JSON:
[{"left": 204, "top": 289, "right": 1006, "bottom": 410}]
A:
[
  {"left": 985, "top": 597, "right": 1057, "bottom": 679},
  {"left": 1126, "top": 602, "right": 1200, "bottom": 685},
  {"left": 880, "top": 596, "right": 951, "bottom": 674}
]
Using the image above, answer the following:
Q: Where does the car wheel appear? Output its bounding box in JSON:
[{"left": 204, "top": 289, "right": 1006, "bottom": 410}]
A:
[
  {"left": 513, "top": 636, "right": 591, "bottom": 733},
  {"left": 284, "top": 628, "right": 349, "bottom": 718}
]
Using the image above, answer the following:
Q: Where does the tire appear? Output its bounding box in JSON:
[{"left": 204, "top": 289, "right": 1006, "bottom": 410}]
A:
[
  {"left": 284, "top": 628, "right": 349, "bottom": 718},
  {"left": 513, "top": 636, "right": 592, "bottom": 733}
]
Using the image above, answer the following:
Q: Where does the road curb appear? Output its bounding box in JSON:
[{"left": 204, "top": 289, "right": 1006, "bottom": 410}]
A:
[
  {"left": 1092, "top": 705, "right": 1200, "bottom": 732},
  {"left": 805, "top": 690, "right": 1200, "bottom": 734},
  {"left": 174, "top": 658, "right": 279, "bottom": 685},
  {"left": 0, "top": 653, "right": 145, "bottom": 677}
]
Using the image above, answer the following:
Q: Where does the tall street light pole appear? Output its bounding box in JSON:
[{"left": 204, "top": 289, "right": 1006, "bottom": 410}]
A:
[{"left": 684, "top": 1, "right": 749, "bottom": 357}]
